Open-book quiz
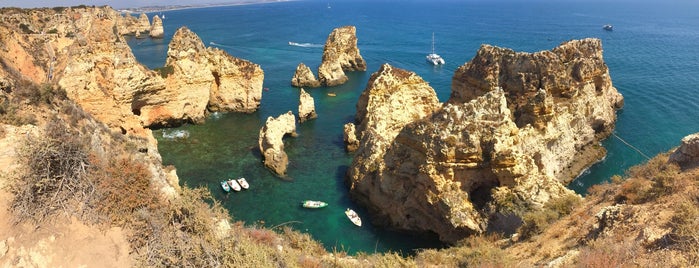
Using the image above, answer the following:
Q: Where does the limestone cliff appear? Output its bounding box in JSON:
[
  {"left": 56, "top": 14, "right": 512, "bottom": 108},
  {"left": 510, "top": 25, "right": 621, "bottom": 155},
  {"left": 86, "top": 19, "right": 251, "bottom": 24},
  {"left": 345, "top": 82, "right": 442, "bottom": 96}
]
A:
[
  {"left": 291, "top": 63, "right": 320, "bottom": 88},
  {"left": 258, "top": 111, "right": 297, "bottom": 176},
  {"left": 138, "top": 26, "right": 263, "bottom": 126},
  {"left": 345, "top": 63, "right": 441, "bottom": 216},
  {"left": 149, "top": 15, "right": 164, "bottom": 38},
  {"left": 669, "top": 133, "right": 699, "bottom": 169},
  {"left": 347, "top": 39, "right": 623, "bottom": 243},
  {"left": 113, "top": 11, "right": 151, "bottom": 36},
  {"left": 298, "top": 88, "right": 317, "bottom": 123},
  {"left": 317, "top": 26, "right": 366, "bottom": 87}
]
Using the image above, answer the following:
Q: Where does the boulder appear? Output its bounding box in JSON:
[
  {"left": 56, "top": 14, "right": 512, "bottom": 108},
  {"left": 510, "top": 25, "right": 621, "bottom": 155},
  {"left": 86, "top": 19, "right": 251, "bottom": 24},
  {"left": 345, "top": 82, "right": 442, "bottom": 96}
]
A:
[
  {"left": 258, "top": 111, "right": 297, "bottom": 176},
  {"left": 291, "top": 63, "right": 320, "bottom": 88},
  {"left": 298, "top": 88, "right": 317, "bottom": 123},
  {"left": 669, "top": 133, "right": 699, "bottom": 169},
  {"left": 149, "top": 15, "right": 164, "bottom": 38},
  {"left": 347, "top": 39, "right": 623, "bottom": 243},
  {"left": 317, "top": 26, "right": 366, "bottom": 87}
]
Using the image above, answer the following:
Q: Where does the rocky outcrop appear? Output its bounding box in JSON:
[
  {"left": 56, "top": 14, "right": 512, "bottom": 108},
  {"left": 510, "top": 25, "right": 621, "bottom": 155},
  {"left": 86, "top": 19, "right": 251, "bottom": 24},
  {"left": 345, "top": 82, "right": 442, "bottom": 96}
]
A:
[
  {"left": 346, "top": 63, "right": 441, "bottom": 214},
  {"left": 138, "top": 27, "right": 264, "bottom": 126},
  {"left": 317, "top": 26, "right": 366, "bottom": 87},
  {"left": 291, "top": 63, "right": 320, "bottom": 88},
  {"left": 343, "top": 123, "right": 359, "bottom": 152},
  {"left": 149, "top": 15, "right": 164, "bottom": 38},
  {"left": 57, "top": 7, "right": 165, "bottom": 138},
  {"left": 137, "top": 13, "right": 150, "bottom": 33},
  {"left": 669, "top": 133, "right": 699, "bottom": 169},
  {"left": 298, "top": 88, "right": 317, "bottom": 123},
  {"left": 347, "top": 39, "right": 623, "bottom": 243},
  {"left": 258, "top": 111, "right": 297, "bottom": 176},
  {"left": 113, "top": 11, "right": 151, "bottom": 36}
]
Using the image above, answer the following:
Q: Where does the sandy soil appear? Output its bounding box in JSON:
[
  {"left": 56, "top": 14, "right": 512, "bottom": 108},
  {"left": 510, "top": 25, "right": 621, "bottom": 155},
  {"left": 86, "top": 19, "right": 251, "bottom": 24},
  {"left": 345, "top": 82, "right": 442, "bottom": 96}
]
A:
[{"left": 0, "top": 124, "right": 133, "bottom": 268}]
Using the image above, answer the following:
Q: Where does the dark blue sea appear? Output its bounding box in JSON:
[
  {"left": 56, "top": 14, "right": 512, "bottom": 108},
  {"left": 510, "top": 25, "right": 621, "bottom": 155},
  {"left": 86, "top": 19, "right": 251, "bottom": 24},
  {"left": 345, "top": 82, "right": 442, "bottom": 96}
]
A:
[{"left": 127, "top": 0, "right": 699, "bottom": 254}]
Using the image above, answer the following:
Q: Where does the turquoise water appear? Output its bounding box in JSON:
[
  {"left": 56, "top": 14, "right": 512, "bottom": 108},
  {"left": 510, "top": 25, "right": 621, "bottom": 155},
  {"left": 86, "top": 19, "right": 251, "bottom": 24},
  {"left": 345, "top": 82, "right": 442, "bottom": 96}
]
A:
[{"left": 128, "top": 0, "right": 699, "bottom": 254}]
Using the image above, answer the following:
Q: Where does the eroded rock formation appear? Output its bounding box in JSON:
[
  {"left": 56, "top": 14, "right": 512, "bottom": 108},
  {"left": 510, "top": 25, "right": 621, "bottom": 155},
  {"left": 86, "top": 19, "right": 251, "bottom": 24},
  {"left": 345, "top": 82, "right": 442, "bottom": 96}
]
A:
[
  {"left": 669, "top": 133, "right": 699, "bottom": 169},
  {"left": 138, "top": 26, "right": 264, "bottom": 126},
  {"left": 346, "top": 62, "right": 441, "bottom": 207},
  {"left": 149, "top": 15, "right": 164, "bottom": 38},
  {"left": 258, "top": 111, "right": 297, "bottom": 176},
  {"left": 291, "top": 63, "right": 320, "bottom": 88},
  {"left": 298, "top": 88, "right": 317, "bottom": 123},
  {"left": 317, "top": 26, "right": 366, "bottom": 87},
  {"left": 347, "top": 39, "right": 623, "bottom": 243},
  {"left": 343, "top": 123, "right": 359, "bottom": 152}
]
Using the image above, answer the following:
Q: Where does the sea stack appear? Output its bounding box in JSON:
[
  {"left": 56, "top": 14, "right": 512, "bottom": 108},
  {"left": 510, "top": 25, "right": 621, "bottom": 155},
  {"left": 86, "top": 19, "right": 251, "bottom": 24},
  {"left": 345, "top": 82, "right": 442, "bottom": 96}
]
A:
[
  {"left": 291, "top": 63, "right": 321, "bottom": 88},
  {"left": 136, "top": 27, "right": 263, "bottom": 127},
  {"left": 149, "top": 15, "right": 164, "bottom": 38},
  {"left": 346, "top": 38, "right": 624, "bottom": 243},
  {"left": 137, "top": 13, "right": 150, "bottom": 33},
  {"left": 317, "top": 26, "right": 366, "bottom": 87},
  {"left": 258, "top": 111, "right": 298, "bottom": 176},
  {"left": 298, "top": 88, "right": 317, "bottom": 123}
]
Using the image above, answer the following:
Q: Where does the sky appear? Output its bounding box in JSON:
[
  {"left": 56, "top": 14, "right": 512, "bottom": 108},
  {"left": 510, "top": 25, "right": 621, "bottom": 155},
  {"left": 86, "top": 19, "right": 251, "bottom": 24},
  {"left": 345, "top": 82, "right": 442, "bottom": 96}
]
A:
[{"left": 0, "top": 0, "right": 253, "bottom": 9}]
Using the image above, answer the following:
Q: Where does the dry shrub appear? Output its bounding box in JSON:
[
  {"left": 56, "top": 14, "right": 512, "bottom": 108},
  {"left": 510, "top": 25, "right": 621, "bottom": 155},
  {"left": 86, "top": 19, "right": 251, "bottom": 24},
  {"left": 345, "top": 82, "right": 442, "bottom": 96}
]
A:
[
  {"left": 617, "top": 154, "right": 681, "bottom": 204},
  {"left": 248, "top": 228, "right": 278, "bottom": 246},
  {"left": 281, "top": 226, "right": 326, "bottom": 255},
  {"left": 669, "top": 197, "right": 699, "bottom": 264},
  {"left": 415, "top": 234, "right": 513, "bottom": 267},
  {"left": 10, "top": 116, "right": 91, "bottom": 223},
  {"left": 91, "top": 154, "right": 160, "bottom": 224},
  {"left": 576, "top": 233, "right": 640, "bottom": 268},
  {"left": 518, "top": 193, "right": 581, "bottom": 239}
]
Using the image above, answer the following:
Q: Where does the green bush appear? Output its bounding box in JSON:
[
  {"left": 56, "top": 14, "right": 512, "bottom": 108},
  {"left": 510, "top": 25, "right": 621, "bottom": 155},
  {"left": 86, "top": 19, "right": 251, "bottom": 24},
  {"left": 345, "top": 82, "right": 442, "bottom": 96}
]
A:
[{"left": 154, "top": 65, "right": 174, "bottom": 78}]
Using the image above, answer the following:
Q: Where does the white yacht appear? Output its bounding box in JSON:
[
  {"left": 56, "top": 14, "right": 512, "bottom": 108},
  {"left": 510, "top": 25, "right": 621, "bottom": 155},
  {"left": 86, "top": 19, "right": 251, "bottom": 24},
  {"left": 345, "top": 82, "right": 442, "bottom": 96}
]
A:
[{"left": 426, "top": 32, "right": 445, "bottom": 65}]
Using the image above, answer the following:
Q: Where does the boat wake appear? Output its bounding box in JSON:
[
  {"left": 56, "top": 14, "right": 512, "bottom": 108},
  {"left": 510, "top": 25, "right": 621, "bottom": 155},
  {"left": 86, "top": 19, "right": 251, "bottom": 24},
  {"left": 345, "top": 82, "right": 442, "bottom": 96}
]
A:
[
  {"left": 209, "top": 41, "right": 235, "bottom": 49},
  {"left": 162, "top": 129, "right": 190, "bottom": 140},
  {"left": 288, "top": 41, "right": 323, "bottom": 48}
]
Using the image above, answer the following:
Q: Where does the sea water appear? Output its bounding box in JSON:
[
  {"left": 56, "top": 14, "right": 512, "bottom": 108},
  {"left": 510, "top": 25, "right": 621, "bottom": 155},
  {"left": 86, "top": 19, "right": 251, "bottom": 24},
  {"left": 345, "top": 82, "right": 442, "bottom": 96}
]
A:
[{"left": 128, "top": 0, "right": 699, "bottom": 254}]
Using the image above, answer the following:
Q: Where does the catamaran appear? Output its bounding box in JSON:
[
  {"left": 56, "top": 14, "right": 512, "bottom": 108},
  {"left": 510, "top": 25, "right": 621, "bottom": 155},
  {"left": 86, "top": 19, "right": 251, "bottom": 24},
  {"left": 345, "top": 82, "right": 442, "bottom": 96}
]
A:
[{"left": 426, "top": 32, "right": 445, "bottom": 65}]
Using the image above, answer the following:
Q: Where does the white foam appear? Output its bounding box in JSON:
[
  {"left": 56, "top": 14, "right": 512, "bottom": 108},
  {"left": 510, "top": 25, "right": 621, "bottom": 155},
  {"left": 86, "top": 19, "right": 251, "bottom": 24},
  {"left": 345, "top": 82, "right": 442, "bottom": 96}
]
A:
[{"left": 162, "top": 129, "right": 190, "bottom": 139}]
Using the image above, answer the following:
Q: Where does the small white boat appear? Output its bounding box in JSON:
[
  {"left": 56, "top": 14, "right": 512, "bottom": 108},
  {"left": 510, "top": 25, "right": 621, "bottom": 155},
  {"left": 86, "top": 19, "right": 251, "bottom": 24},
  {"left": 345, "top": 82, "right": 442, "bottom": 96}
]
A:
[
  {"left": 227, "top": 179, "right": 241, "bottom": 192},
  {"left": 603, "top": 24, "right": 613, "bottom": 31},
  {"left": 220, "top": 181, "right": 230, "bottom": 192},
  {"left": 426, "top": 32, "right": 445, "bottom": 65},
  {"left": 345, "top": 208, "right": 362, "bottom": 227},
  {"left": 237, "top": 177, "right": 249, "bottom": 190},
  {"left": 302, "top": 200, "right": 328, "bottom": 208}
]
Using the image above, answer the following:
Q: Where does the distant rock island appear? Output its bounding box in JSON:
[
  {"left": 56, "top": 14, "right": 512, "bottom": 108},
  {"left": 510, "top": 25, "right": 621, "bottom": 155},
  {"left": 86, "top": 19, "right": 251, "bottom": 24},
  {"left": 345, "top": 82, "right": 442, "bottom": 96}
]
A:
[
  {"left": 291, "top": 25, "right": 366, "bottom": 87},
  {"left": 346, "top": 38, "right": 624, "bottom": 243},
  {"left": 119, "top": 0, "right": 293, "bottom": 13}
]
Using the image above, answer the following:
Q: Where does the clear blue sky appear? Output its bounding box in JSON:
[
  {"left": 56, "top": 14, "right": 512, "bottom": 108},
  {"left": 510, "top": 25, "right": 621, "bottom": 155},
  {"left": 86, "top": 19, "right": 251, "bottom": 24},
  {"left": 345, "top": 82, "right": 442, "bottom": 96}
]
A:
[{"left": 0, "top": 1, "right": 250, "bottom": 9}]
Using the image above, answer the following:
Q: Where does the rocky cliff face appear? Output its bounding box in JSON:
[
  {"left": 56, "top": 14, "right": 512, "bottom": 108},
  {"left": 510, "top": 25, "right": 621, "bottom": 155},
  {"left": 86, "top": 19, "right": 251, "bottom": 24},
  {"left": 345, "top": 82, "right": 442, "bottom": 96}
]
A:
[
  {"left": 291, "top": 63, "right": 321, "bottom": 88},
  {"left": 138, "top": 26, "right": 263, "bottom": 126},
  {"left": 298, "top": 88, "right": 317, "bottom": 123},
  {"left": 258, "top": 111, "right": 297, "bottom": 176},
  {"left": 149, "top": 15, "right": 164, "bottom": 38},
  {"left": 669, "top": 133, "right": 699, "bottom": 169},
  {"left": 347, "top": 39, "right": 623, "bottom": 243},
  {"left": 317, "top": 26, "right": 366, "bottom": 87},
  {"left": 345, "top": 63, "right": 441, "bottom": 216}
]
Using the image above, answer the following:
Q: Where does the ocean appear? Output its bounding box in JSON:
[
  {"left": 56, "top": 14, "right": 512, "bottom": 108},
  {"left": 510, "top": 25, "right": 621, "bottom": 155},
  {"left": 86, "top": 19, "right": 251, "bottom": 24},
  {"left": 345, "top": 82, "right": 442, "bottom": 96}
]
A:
[{"left": 127, "top": 0, "right": 699, "bottom": 254}]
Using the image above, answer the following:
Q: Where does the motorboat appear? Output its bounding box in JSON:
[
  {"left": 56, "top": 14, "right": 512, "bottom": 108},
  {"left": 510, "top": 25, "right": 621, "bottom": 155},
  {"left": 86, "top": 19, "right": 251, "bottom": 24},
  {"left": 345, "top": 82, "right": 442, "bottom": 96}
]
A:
[
  {"left": 227, "top": 178, "right": 241, "bottom": 192},
  {"left": 345, "top": 208, "right": 362, "bottom": 227},
  {"left": 220, "top": 181, "right": 230, "bottom": 192},
  {"left": 603, "top": 24, "right": 613, "bottom": 31},
  {"left": 302, "top": 200, "right": 328, "bottom": 208},
  {"left": 237, "top": 177, "right": 250, "bottom": 190}
]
